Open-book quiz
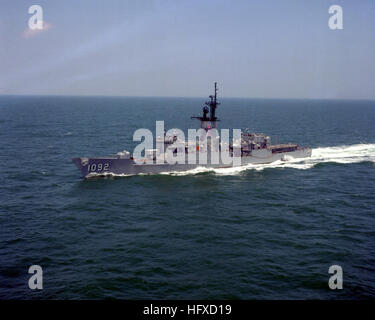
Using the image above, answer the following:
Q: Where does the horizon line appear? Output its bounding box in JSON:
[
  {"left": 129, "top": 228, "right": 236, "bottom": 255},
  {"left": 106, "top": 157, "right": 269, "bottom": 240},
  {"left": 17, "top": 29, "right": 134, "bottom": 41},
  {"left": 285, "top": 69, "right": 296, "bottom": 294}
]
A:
[{"left": 0, "top": 93, "right": 374, "bottom": 102}]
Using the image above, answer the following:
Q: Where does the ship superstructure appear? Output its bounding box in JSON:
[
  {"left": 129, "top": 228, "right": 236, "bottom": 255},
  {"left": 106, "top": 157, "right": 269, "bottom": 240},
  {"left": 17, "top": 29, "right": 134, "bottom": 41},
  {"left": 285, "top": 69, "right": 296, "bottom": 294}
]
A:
[{"left": 191, "top": 82, "right": 220, "bottom": 131}]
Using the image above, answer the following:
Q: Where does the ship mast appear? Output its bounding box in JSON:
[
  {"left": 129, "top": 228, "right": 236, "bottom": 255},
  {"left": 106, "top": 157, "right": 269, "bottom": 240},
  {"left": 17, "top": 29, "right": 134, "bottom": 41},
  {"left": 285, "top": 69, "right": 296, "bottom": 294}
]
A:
[{"left": 191, "top": 82, "right": 220, "bottom": 130}]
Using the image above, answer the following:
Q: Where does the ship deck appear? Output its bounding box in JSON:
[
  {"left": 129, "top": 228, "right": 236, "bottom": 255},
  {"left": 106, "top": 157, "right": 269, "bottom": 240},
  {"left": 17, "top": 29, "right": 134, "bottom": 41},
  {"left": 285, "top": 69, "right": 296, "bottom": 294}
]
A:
[{"left": 269, "top": 144, "right": 298, "bottom": 148}]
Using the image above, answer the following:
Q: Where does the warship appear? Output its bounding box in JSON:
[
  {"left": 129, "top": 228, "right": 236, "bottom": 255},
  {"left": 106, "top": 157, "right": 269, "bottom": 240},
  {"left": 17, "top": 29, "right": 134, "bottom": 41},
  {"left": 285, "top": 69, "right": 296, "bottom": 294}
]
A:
[{"left": 73, "top": 83, "right": 312, "bottom": 178}]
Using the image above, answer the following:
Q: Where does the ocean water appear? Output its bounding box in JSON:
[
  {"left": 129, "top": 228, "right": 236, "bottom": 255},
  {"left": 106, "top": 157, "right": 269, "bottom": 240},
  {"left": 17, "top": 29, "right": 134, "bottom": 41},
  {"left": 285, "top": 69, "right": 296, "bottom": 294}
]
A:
[{"left": 0, "top": 95, "right": 374, "bottom": 299}]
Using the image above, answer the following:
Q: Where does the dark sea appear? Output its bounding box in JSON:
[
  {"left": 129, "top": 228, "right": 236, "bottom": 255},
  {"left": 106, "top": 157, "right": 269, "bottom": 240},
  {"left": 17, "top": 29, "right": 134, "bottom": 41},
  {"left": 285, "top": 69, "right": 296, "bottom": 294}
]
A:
[{"left": 0, "top": 95, "right": 374, "bottom": 299}]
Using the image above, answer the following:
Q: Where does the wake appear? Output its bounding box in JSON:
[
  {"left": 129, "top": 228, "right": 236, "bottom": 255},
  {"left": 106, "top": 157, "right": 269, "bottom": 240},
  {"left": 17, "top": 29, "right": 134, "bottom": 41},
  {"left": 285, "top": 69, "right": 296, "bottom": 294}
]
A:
[{"left": 166, "top": 143, "right": 375, "bottom": 176}]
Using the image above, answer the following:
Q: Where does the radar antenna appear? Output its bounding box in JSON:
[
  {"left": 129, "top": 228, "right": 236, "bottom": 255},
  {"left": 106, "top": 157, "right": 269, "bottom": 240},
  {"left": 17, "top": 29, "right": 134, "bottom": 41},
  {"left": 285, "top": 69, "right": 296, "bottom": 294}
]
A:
[
  {"left": 191, "top": 82, "right": 220, "bottom": 130},
  {"left": 206, "top": 82, "right": 220, "bottom": 121}
]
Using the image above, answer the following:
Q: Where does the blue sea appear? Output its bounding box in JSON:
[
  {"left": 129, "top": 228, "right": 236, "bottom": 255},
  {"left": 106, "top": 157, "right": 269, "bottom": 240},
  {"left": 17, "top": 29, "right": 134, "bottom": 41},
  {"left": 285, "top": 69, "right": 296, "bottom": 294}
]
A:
[{"left": 0, "top": 95, "right": 374, "bottom": 299}]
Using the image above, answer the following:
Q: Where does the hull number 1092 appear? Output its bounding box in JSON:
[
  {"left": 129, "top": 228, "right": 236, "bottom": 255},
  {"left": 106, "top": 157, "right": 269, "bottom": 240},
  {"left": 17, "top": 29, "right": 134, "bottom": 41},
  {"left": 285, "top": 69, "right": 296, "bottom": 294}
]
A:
[{"left": 88, "top": 163, "right": 109, "bottom": 172}]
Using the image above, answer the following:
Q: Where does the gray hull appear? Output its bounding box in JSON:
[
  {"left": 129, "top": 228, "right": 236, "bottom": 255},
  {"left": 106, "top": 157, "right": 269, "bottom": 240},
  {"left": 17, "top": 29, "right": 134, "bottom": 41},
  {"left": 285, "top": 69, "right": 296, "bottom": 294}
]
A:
[{"left": 72, "top": 148, "right": 312, "bottom": 178}]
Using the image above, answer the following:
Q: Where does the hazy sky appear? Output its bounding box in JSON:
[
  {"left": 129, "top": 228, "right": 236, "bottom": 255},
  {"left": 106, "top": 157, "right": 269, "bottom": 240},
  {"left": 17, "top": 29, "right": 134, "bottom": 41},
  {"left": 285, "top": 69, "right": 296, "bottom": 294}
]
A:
[{"left": 0, "top": 0, "right": 374, "bottom": 99}]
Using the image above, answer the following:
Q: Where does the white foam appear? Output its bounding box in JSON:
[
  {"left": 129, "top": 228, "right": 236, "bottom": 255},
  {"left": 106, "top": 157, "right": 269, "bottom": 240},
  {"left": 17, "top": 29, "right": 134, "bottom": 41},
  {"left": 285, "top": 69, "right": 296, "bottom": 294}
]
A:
[
  {"left": 86, "top": 171, "right": 134, "bottom": 179},
  {"left": 162, "top": 143, "right": 375, "bottom": 176},
  {"left": 159, "top": 166, "right": 211, "bottom": 176}
]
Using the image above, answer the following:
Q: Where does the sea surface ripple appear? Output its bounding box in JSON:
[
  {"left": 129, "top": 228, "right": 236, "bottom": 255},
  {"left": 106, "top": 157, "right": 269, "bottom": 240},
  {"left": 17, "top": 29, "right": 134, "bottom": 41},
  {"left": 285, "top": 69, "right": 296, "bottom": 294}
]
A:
[{"left": 0, "top": 96, "right": 374, "bottom": 299}]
